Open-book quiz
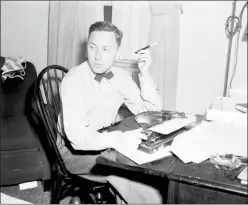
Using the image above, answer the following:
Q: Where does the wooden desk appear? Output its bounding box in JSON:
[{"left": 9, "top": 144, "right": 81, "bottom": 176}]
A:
[
  {"left": 167, "top": 160, "right": 247, "bottom": 203},
  {"left": 97, "top": 116, "right": 248, "bottom": 204}
]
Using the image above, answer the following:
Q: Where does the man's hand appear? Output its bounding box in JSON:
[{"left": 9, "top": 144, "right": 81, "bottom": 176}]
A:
[
  {"left": 123, "top": 128, "right": 147, "bottom": 140},
  {"left": 107, "top": 130, "right": 146, "bottom": 151},
  {"left": 136, "top": 49, "right": 152, "bottom": 76}
]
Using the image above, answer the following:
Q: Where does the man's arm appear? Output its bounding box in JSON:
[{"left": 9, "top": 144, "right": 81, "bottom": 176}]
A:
[
  {"left": 122, "top": 72, "right": 162, "bottom": 115},
  {"left": 60, "top": 78, "right": 117, "bottom": 151},
  {"left": 123, "top": 49, "right": 162, "bottom": 114},
  {"left": 60, "top": 77, "right": 143, "bottom": 151}
]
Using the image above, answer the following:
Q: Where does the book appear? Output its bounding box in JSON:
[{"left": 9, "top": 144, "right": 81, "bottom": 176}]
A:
[{"left": 236, "top": 103, "right": 247, "bottom": 113}]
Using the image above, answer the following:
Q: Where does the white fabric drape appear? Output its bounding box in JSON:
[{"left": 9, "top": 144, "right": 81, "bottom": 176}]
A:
[
  {"left": 112, "top": 1, "right": 152, "bottom": 60},
  {"left": 47, "top": 1, "right": 105, "bottom": 68},
  {"left": 112, "top": 2, "right": 182, "bottom": 110},
  {"left": 149, "top": 3, "right": 182, "bottom": 111}
]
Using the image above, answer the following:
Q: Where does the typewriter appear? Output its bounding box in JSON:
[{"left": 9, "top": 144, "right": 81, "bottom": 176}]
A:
[{"left": 135, "top": 110, "right": 190, "bottom": 154}]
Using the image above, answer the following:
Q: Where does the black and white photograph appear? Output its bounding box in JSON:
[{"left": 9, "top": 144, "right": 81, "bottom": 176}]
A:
[{"left": 0, "top": 1, "right": 247, "bottom": 204}]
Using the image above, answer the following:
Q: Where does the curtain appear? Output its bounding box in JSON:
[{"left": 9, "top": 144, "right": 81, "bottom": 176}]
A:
[
  {"left": 149, "top": 3, "right": 182, "bottom": 111},
  {"left": 112, "top": 1, "right": 152, "bottom": 60},
  {"left": 112, "top": 2, "right": 182, "bottom": 110},
  {"left": 47, "top": 1, "right": 105, "bottom": 68}
]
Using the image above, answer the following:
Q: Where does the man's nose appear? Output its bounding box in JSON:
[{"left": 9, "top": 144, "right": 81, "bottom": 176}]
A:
[{"left": 95, "top": 49, "right": 102, "bottom": 61}]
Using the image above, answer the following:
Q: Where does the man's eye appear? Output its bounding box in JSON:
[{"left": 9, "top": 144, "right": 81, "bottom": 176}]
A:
[
  {"left": 88, "top": 44, "right": 95, "bottom": 49},
  {"left": 104, "top": 48, "right": 110, "bottom": 52}
]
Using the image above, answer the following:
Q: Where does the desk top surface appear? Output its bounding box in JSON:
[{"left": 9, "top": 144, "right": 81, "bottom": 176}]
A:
[{"left": 96, "top": 115, "right": 248, "bottom": 196}]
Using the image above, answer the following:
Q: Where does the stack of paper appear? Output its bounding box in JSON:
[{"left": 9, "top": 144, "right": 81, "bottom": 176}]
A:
[
  {"left": 207, "top": 109, "right": 247, "bottom": 123},
  {"left": 170, "top": 121, "right": 247, "bottom": 163},
  {"left": 114, "top": 117, "right": 196, "bottom": 164}
]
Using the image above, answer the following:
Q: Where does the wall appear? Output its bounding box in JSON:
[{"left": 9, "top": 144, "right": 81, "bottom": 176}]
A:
[
  {"left": 1, "top": 1, "right": 49, "bottom": 74},
  {"left": 176, "top": 1, "right": 247, "bottom": 115}
]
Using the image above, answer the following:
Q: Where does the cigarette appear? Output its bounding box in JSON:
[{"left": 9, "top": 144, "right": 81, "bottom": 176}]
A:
[{"left": 135, "top": 42, "right": 158, "bottom": 54}]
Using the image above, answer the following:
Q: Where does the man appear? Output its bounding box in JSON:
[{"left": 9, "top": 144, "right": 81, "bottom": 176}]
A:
[{"left": 57, "top": 21, "right": 162, "bottom": 203}]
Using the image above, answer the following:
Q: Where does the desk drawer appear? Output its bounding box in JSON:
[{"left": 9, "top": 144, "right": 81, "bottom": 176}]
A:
[{"left": 168, "top": 181, "right": 248, "bottom": 204}]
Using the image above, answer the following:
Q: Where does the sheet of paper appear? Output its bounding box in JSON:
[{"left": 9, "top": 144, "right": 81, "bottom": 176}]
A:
[
  {"left": 148, "top": 117, "right": 196, "bottom": 135},
  {"left": 238, "top": 166, "right": 247, "bottom": 181},
  {"left": 113, "top": 128, "right": 171, "bottom": 164},
  {"left": 170, "top": 121, "right": 247, "bottom": 164},
  {"left": 207, "top": 109, "right": 247, "bottom": 127},
  {"left": 116, "top": 146, "right": 172, "bottom": 165},
  {"left": 206, "top": 109, "right": 246, "bottom": 122}
]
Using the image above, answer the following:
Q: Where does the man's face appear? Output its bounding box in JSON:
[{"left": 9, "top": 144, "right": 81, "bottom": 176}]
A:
[{"left": 87, "top": 31, "right": 119, "bottom": 74}]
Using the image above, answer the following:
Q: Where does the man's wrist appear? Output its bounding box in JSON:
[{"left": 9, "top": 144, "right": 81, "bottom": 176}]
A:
[{"left": 103, "top": 131, "right": 122, "bottom": 149}]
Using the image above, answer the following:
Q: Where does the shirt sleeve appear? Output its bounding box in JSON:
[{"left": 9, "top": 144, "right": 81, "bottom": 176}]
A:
[
  {"left": 60, "top": 77, "right": 119, "bottom": 151},
  {"left": 122, "top": 72, "right": 162, "bottom": 115}
]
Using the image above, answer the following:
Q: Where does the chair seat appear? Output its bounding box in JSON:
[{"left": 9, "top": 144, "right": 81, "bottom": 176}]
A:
[{"left": 0, "top": 116, "right": 39, "bottom": 151}]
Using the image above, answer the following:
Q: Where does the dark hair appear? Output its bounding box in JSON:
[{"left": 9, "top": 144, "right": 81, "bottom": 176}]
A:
[{"left": 88, "top": 21, "right": 123, "bottom": 47}]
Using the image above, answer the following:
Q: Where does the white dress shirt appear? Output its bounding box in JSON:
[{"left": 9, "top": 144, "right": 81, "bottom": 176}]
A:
[{"left": 59, "top": 61, "right": 161, "bottom": 151}]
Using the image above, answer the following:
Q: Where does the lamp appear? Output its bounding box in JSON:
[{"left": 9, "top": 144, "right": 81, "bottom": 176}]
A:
[
  {"left": 223, "top": 1, "right": 237, "bottom": 97},
  {"left": 242, "top": 24, "right": 247, "bottom": 41},
  {"left": 223, "top": 0, "right": 248, "bottom": 97}
]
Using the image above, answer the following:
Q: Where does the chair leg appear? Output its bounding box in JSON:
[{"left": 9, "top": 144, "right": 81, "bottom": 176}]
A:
[
  {"left": 51, "top": 176, "right": 116, "bottom": 204},
  {"left": 54, "top": 183, "right": 68, "bottom": 204},
  {"left": 52, "top": 179, "right": 77, "bottom": 204},
  {"left": 51, "top": 174, "right": 62, "bottom": 204},
  {"left": 51, "top": 182, "right": 59, "bottom": 203},
  {"left": 42, "top": 179, "right": 52, "bottom": 192}
]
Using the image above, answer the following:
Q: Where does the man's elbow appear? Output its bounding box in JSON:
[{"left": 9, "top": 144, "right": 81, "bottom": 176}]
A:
[
  {"left": 67, "top": 135, "right": 88, "bottom": 151},
  {"left": 70, "top": 141, "right": 81, "bottom": 150},
  {"left": 63, "top": 125, "right": 86, "bottom": 151},
  {"left": 152, "top": 104, "right": 162, "bottom": 112},
  {"left": 157, "top": 101, "right": 162, "bottom": 111},
  {"left": 156, "top": 95, "right": 162, "bottom": 111},
  {"left": 149, "top": 97, "right": 162, "bottom": 112}
]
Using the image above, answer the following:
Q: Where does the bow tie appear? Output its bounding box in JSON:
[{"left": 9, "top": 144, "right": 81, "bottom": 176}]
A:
[{"left": 94, "top": 71, "right": 114, "bottom": 83}]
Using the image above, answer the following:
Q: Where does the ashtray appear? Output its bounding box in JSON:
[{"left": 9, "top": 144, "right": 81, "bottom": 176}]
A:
[{"left": 210, "top": 154, "right": 242, "bottom": 171}]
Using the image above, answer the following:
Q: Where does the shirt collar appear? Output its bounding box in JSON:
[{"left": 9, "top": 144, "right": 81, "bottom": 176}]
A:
[{"left": 86, "top": 61, "right": 114, "bottom": 80}]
